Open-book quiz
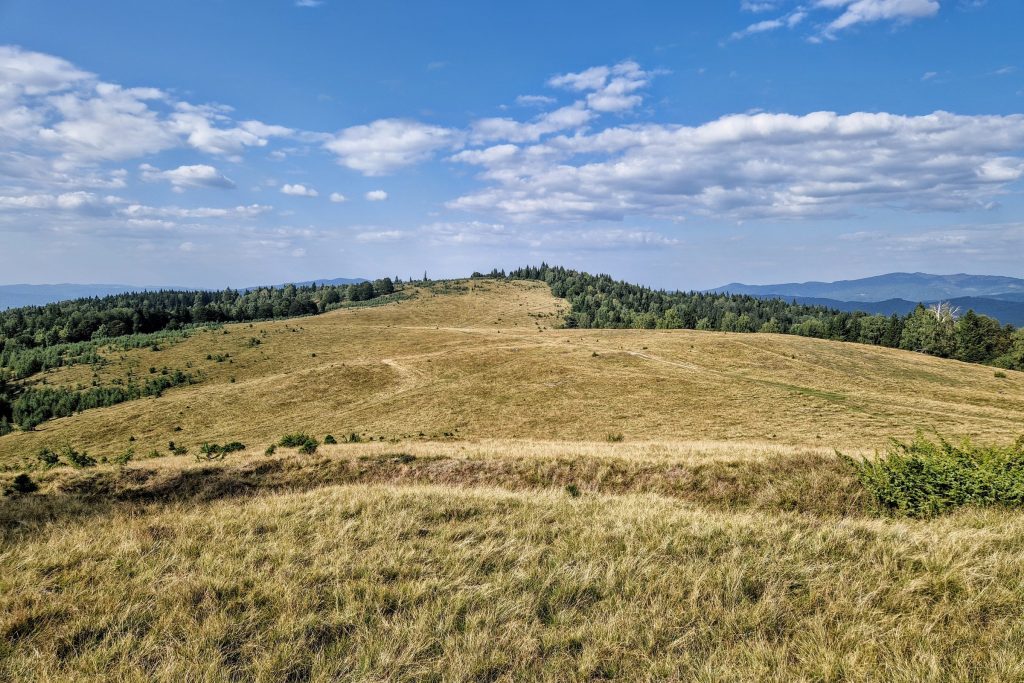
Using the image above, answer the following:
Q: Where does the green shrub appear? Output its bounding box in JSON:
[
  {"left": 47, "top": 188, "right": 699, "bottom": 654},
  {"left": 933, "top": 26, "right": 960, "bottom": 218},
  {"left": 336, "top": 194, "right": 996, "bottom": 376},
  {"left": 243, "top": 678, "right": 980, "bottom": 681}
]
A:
[
  {"left": 842, "top": 434, "right": 1024, "bottom": 517},
  {"left": 195, "top": 441, "right": 245, "bottom": 462},
  {"left": 279, "top": 433, "right": 318, "bottom": 454},
  {"left": 995, "top": 371, "right": 1007, "bottom": 378},
  {"left": 264, "top": 444, "right": 277, "bottom": 456},
  {"left": 196, "top": 443, "right": 226, "bottom": 462},
  {"left": 113, "top": 448, "right": 134, "bottom": 465},
  {"left": 279, "top": 433, "right": 314, "bottom": 448},
  {"left": 324, "top": 434, "right": 337, "bottom": 445},
  {"left": 7, "top": 473, "right": 38, "bottom": 495},
  {"left": 63, "top": 446, "right": 96, "bottom": 468},
  {"left": 606, "top": 433, "right": 625, "bottom": 443},
  {"left": 37, "top": 447, "right": 60, "bottom": 468},
  {"left": 565, "top": 483, "right": 581, "bottom": 498},
  {"left": 348, "top": 432, "right": 361, "bottom": 443}
]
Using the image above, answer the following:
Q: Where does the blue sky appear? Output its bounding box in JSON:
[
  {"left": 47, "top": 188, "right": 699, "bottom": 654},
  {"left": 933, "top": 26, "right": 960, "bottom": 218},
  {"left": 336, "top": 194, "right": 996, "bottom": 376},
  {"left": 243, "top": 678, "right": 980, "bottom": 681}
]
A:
[{"left": 0, "top": 0, "right": 1021, "bottom": 289}]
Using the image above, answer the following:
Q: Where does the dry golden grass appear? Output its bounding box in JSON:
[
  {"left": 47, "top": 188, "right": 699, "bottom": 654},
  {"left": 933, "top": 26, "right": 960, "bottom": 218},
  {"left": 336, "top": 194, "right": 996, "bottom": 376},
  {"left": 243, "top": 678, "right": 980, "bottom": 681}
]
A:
[
  {"left": 4, "top": 481, "right": 1024, "bottom": 681},
  {"left": 1, "top": 279, "right": 1022, "bottom": 466},
  {"left": 3, "top": 279, "right": 1024, "bottom": 680}
]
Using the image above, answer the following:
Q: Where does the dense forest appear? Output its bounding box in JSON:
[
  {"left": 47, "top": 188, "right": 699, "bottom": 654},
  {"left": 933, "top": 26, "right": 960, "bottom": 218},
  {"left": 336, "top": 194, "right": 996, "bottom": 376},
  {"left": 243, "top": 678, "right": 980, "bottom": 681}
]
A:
[
  {"left": 489, "top": 265, "right": 1024, "bottom": 370},
  {"left": 0, "top": 278, "right": 399, "bottom": 433}
]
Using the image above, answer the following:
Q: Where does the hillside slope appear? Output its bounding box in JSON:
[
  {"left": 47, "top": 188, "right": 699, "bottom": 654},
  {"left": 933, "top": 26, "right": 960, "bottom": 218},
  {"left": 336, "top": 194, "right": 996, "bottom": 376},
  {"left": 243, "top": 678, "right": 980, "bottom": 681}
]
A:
[
  {"left": 4, "top": 279, "right": 1024, "bottom": 681},
  {"left": 1, "top": 278, "right": 1021, "bottom": 465}
]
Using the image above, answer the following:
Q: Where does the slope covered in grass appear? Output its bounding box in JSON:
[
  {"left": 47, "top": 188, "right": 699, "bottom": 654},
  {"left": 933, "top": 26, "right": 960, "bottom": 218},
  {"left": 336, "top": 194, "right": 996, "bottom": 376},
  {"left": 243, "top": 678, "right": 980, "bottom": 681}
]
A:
[
  {"left": 4, "top": 474, "right": 1024, "bottom": 681},
  {"left": 3, "top": 279, "right": 1024, "bottom": 680},
  {"left": 1, "top": 279, "right": 1022, "bottom": 467}
]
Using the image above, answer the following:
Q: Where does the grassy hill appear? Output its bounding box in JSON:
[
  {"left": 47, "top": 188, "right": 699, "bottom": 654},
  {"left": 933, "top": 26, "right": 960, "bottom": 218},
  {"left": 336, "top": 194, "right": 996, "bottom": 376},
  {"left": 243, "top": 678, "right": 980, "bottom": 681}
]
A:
[
  {"left": 1, "top": 278, "right": 1021, "bottom": 463},
  {"left": 3, "top": 279, "right": 1024, "bottom": 680}
]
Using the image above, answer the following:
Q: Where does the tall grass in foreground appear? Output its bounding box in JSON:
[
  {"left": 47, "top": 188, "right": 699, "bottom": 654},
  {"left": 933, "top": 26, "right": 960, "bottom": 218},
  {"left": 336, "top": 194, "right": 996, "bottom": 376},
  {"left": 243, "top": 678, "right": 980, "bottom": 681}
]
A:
[
  {"left": 4, "top": 484, "right": 1024, "bottom": 681},
  {"left": 844, "top": 434, "right": 1024, "bottom": 517}
]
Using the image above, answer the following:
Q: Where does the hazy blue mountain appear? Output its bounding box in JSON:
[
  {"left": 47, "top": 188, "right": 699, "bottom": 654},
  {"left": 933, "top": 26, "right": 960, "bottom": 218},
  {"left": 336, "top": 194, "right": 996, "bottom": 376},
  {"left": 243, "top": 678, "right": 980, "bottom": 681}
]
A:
[
  {"left": 247, "top": 277, "right": 366, "bottom": 289},
  {"left": 712, "top": 272, "right": 1024, "bottom": 302},
  {"left": 743, "top": 294, "right": 1024, "bottom": 327},
  {"left": 0, "top": 284, "right": 146, "bottom": 310},
  {"left": 1, "top": 277, "right": 367, "bottom": 310}
]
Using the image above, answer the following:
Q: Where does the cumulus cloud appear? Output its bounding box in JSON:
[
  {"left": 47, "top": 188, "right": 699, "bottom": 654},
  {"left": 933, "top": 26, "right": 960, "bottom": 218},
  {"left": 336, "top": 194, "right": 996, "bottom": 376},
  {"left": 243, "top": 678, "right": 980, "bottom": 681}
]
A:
[
  {"left": 818, "top": 0, "right": 940, "bottom": 36},
  {"left": 548, "top": 61, "right": 653, "bottom": 113},
  {"left": 0, "top": 45, "right": 293, "bottom": 172},
  {"left": 0, "top": 190, "right": 116, "bottom": 213},
  {"left": 449, "top": 110, "right": 1024, "bottom": 222},
  {"left": 0, "top": 45, "right": 92, "bottom": 97},
  {"left": 730, "top": 0, "right": 941, "bottom": 42},
  {"left": 140, "top": 163, "right": 235, "bottom": 190},
  {"left": 329, "top": 192, "right": 347, "bottom": 203},
  {"left": 470, "top": 103, "right": 593, "bottom": 144},
  {"left": 365, "top": 190, "right": 388, "bottom": 201},
  {"left": 281, "top": 183, "right": 318, "bottom": 197},
  {"left": 325, "top": 119, "right": 460, "bottom": 175},
  {"left": 730, "top": 10, "right": 807, "bottom": 40}
]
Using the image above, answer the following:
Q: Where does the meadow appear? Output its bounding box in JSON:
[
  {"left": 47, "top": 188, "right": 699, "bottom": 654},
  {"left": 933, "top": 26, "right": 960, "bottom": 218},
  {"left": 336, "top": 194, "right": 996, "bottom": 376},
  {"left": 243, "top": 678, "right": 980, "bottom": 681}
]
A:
[{"left": 2, "top": 279, "right": 1024, "bottom": 681}]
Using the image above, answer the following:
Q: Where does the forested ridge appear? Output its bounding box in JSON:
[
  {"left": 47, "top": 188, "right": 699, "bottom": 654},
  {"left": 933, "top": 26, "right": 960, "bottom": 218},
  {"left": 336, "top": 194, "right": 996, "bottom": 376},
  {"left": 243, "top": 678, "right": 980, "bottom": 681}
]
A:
[
  {"left": 0, "top": 278, "right": 399, "bottom": 433},
  {"left": 2, "top": 266, "right": 1023, "bottom": 436},
  {"left": 491, "top": 264, "right": 1024, "bottom": 370}
]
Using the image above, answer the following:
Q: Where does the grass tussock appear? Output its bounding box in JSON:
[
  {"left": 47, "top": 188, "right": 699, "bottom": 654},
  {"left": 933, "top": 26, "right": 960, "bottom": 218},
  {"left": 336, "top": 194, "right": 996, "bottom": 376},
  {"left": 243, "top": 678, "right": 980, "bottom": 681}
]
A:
[
  {"left": 845, "top": 433, "right": 1024, "bottom": 517},
  {"left": 3, "top": 484, "right": 1024, "bottom": 681}
]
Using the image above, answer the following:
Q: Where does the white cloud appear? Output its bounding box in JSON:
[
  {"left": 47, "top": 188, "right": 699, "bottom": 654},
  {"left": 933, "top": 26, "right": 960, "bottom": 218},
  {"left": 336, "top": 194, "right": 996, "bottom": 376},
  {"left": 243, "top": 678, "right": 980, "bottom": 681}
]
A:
[
  {"left": 122, "top": 203, "right": 272, "bottom": 219},
  {"left": 0, "top": 46, "right": 293, "bottom": 172},
  {"left": 355, "top": 229, "right": 405, "bottom": 242},
  {"left": 515, "top": 94, "right": 557, "bottom": 107},
  {"left": 281, "top": 183, "right": 318, "bottom": 197},
  {"left": 548, "top": 61, "right": 653, "bottom": 113},
  {"left": 449, "top": 110, "right": 1024, "bottom": 222},
  {"left": 838, "top": 222, "right": 1024, "bottom": 259},
  {"left": 295, "top": 0, "right": 323, "bottom": 6},
  {"left": 470, "top": 103, "right": 593, "bottom": 144},
  {"left": 817, "top": 0, "right": 940, "bottom": 36},
  {"left": 741, "top": 0, "right": 782, "bottom": 11},
  {"left": 0, "top": 45, "right": 92, "bottom": 97},
  {"left": 0, "top": 190, "right": 115, "bottom": 212},
  {"left": 419, "top": 221, "right": 678, "bottom": 249},
  {"left": 325, "top": 119, "right": 460, "bottom": 175},
  {"left": 365, "top": 190, "right": 388, "bottom": 201},
  {"left": 730, "top": 10, "right": 807, "bottom": 40},
  {"left": 329, "top": 192, "right": 347, "bottom": 203},
  {"left": 140, "top": 163, "right": 235, "bottom": 190},
  {"left": 731, "top": 0, "right": 940, "bottom": 42}
]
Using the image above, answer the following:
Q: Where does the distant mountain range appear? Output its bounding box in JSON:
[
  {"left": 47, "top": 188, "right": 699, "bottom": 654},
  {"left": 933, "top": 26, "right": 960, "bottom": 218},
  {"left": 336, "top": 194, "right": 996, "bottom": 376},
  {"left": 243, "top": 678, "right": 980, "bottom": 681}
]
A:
[
  {"left": 0, "top": 278, "right": 366, "bottom": 310},
  {"left": 712, "top": 273, "right": 1024, "bottom": 326}
]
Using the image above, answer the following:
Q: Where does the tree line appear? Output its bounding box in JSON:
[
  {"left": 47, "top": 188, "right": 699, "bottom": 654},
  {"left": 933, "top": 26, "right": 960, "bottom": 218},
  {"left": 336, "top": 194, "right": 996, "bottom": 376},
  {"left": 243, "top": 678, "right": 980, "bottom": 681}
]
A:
[
  {"left": 493, "top": 265, "right": 1024, "bottom": 370},
  {"left": 0, "top": 278, "right": 398, "bottom": 434}
]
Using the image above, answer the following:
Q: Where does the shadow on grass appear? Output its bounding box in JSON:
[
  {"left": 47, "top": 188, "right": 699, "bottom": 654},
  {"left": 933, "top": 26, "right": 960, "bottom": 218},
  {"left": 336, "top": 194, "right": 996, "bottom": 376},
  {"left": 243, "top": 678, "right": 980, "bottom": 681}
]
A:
[{"left": 1, "top": 450, "right": 867, "bottom": 539}]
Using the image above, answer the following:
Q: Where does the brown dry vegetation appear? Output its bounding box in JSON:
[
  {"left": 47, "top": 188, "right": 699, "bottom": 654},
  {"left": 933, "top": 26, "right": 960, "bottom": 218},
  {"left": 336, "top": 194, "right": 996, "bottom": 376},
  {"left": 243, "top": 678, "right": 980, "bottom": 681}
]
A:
[
  {"left": 3, "top": 280, "right": 1024, "bottom": 681},
  {"left": 1, "top": 279, "right": 1022, "bottom": 465}
]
